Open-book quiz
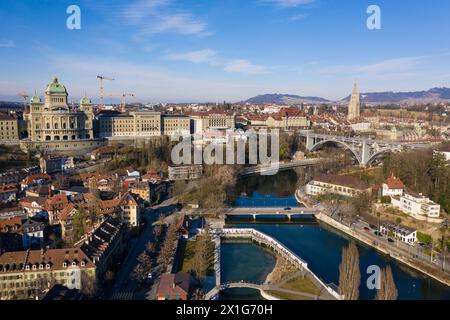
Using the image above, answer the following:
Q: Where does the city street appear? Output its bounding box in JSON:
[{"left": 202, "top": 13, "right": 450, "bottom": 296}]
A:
[{"left": 107, "top": 197, "right": 180, "bottom": 300}]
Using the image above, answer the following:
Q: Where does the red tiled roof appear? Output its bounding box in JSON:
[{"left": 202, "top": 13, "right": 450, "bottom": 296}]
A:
[{"left": 384, "top": 175, "right": 404, "bottom": 189}]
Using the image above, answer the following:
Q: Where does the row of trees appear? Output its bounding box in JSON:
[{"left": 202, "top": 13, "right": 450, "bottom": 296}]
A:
[{"left": 339, "top": 242, "right": 398, "bottom": 300}]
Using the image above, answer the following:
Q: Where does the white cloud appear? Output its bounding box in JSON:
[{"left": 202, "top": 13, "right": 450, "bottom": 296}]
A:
[
  {"left": 224, "top": 60, "right": 268, "bottom": 75},
  {"left": 163, "top": 49, "right": 219, "bottom": 64},
  {"left": 162, "top": 49, "right": 269, "bottom": 75},
  {"left": 289, "top": 14, "right": 307, "bottom": 21},
  {"left": 0, "top": 40, "right": 15, "bottom": 48},
  {"left": 259, "top": 0, "right": 315, "bottom": 8},
  {"left": 120, "top": 0, "right": 210, "bottom": 37}
]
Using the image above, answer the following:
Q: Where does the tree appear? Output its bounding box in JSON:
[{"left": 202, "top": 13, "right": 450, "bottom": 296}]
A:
[
  {"left": 338, "top": 242, "right": 360, "bottom": 300},
  {"left": 80, "top": 271, "right": 97, "bottom": 298},
  {"left": 191, "top": 225, "right": 212, "bottom": 281},
  {"left": 376, "top": 266, "right": 398, "bottom": 300},
  {"left": 349, "top": 191, "right": 373, "bottom": 217},
  {"left": 132, "top": 264, "right": 146, "bottom": 284}
]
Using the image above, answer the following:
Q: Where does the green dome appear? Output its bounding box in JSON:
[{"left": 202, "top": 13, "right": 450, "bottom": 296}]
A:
[
  {"left": 80, "top": 96, "right": 92, "bottom": 105},
  {"left": 30, "top": 96, "right": 42, "bottom": 104},
  {"left": 45, "top": 76, "right": 67, "bottom": 95}
]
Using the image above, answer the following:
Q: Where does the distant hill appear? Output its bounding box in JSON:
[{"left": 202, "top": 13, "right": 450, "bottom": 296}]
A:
[
  {"left": 244, "top": 94, "right": 330, "bottom": 105},
  {"left": 341, "top": 87, "right": 450, "bottom": 104}
]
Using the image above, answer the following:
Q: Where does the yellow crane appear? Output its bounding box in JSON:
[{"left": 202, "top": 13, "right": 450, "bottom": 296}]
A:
[
  {"left": 17, "top": 92, "right": 28, "bottom": 113},
  {"left": 96, "top": 75, "right": 114, "bottom": 109},
  {"left": 106, "top": 92, "right": 135, "bottom": 113}
]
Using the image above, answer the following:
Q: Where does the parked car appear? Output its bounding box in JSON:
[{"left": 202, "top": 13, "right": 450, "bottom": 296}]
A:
[
  {"left": 284, "top": 207, "right": 292, "bottom": 211},
  {"left": 388, "top": 238, "right": 395, "bottom": 243},
  {"left": 363, "top": 227, "right": 370, "bottom": 232},
  {"left": 374, "top": 231, "right": 383, "bottom": 237},
  {"left": 147, "top": 272, "right": 153, "bottom": 279}
]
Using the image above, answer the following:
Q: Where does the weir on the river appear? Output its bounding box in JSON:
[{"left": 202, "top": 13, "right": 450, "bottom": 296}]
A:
[{"left": 205, "top": 228, "right": 342, "bottom": 300}]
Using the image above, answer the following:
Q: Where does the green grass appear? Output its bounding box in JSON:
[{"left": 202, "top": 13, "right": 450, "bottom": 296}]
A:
[
  {"left": 417, "top": 232, "right": 432, "bottom": 245},
  {"left": 281, "top": 276, "right": 321, "bottom": 296},
  {"left": 266, "top": 290, "right": 314, "bottom": 300},
  {"left": 180, "top": 238, "right": 215, "bottom": 276}
]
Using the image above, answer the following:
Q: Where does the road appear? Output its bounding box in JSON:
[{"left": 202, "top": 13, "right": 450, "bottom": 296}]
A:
[{"left": 107, "top": 197, "right": 180, "bottom": 300}]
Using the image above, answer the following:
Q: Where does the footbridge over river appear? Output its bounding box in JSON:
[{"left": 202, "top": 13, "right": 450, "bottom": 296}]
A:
[{"left": 205, "top": 228, "right": 342, "bottom": 300}]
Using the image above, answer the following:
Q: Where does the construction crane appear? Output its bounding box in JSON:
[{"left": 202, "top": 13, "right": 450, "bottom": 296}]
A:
[
  {"left": 17, "top": 92, "right": 28, "bottom": 113},
  {"left": 106, "top": 92, "right": 135, "bottom": 113},
  {"left": 96, "top": 75, "right": 114, "bottom": 110}
]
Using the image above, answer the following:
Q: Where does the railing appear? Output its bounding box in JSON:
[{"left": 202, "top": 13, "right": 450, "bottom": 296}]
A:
[{"left": 212, "top": 228, "right": 342, "bottom": 300}]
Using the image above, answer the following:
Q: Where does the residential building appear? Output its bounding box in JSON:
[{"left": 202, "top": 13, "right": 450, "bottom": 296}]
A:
[
  {"left": 22, "top": 218, "right": 45, "bottom": 248},
  {"left": 0, "top": 217, "right": 23, "bottom": 252},
  {"left": 156, "top": 273, "right": 191, "bottom": 300},
  {"left": 79, "top": 218, "right": 126, "bottom": 280},
  {"left": 0, "top": 185, "right": 17, "bottom": 204},
  {"left": 129, "top": 181, "right": 151, "bottom": 203},
  {"left": 39, "top": 156, "right": 74, "bottom": 174},
  {"left": 19, "top": 196, "right": 46, "bottom": 217},
  {"left": 0, "top": 248, "right": 96, "bottom": 300},
  {"left": 391, "top": 192, "right": 441, "bottom": 218},
  {"left": 381, "top": 174, "right": 405, "bottom": 197},
  {"left": 379, "top": 222, "right": 417, "bottom": 244},
  {"left": 0, "top": 113, "right": 19, "bottom": 143},
  {"left": 45, "top": 194, "right": 69, "bottom": 225},
  {"left": 305, "top": 174, "right": 372, "bottom": 198},
  {"left": 168, "top": 165, "right": 203, "bottom": 181}
]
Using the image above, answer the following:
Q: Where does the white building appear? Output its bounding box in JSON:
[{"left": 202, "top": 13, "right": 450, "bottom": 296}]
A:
[
  {"left": 391, "top": 192, "right": 440, "bottom": 218},
  {"left": 305, "top": 174, "right": 371, "bottom": 198},
  {"left": 381, "top": 175, "right": 404, "bottom": 197},
  {"left": 379, "top": 223, "right": 417, "bottom": 245}
]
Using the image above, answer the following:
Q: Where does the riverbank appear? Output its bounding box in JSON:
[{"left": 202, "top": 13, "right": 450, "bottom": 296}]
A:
[{"left": 315, "top": 212, "right": 450, "bottom": 288}]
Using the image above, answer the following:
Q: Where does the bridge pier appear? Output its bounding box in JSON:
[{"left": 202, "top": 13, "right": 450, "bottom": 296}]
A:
[{"left": 306, "top": 134, "right": 315, "bottom": 151}]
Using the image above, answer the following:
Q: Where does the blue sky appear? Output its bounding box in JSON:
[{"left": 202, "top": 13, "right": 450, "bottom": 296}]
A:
[{"left": 1, "top": 0, "right": 450, "bottom": 103}]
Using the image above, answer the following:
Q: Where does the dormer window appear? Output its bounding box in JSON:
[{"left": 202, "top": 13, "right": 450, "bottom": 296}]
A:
[
  {"left": 71, "top": 262, "right": 77, "bottom": 267},
  {"left": 32, "top": 265, "right": 37, "bottom": 270},
  {"left": 25, "top": 265, "right": 30, "bottom": 271},
  {"left": 62, "top": 262, "right": 67, "bottom": 268},
  {"left": 45, "top": 264, "right": 51, "bottom": 270},
  {"left": 80, "top": 261, "right": 85, "bottom": 267},
  {"left": 39, "top": 264, "right": 44, "bottom": 270}
]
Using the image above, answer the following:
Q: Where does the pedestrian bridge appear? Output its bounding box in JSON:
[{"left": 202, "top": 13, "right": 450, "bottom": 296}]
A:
[{"left": 205, "top": 228, "right": 342, "bottom": 300}]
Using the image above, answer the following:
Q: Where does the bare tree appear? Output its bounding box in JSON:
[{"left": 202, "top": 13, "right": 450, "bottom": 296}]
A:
[
  {"left": 191, "top": 226, "right": 212, "bottom": 281},
  {"left": 376, "top": 266, "right": 398, "bottom": 300},
  {"left": 80, "top": 271, "right": 97, "bottom": 298},
  {"left": 338, "top": 242, "right": 360, "bottom": 300}
]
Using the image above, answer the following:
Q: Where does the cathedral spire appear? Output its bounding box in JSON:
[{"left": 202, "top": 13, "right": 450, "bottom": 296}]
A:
[{"left": 348, "top": 81, "right": 360, "bottom": 120}]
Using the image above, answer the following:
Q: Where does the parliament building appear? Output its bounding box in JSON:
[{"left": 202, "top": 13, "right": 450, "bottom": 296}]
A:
[{"left": 21, "top": 77, "right": 102, "bottom": 154}]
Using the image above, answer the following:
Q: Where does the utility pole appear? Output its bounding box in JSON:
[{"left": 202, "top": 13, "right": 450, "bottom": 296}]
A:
[{"left": 96, "top": 75, "right": 114, "bottom": 110}]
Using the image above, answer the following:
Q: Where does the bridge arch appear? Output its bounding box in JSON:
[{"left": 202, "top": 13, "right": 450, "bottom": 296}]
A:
[
  {"left": 310, "top": 139, "right": 362, "bottom": 165},
  {"left": 365, "top": 148, "right": 394, "bottom": 166}
]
